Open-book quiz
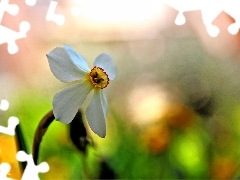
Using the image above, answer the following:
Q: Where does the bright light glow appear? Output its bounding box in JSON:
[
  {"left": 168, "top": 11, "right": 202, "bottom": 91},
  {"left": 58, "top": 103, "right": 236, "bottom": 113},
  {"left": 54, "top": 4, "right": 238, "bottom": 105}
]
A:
[
  {"left": 128, "top": 84, "right": 168, "bottom": 125},
  {"left": 71, "top": 0, "right": 164, "bottom": 28},
  {"left": 0, "top": 99, "right": 9, "bottom": 111},
  {"left": 70, "top": 0, "right": 240, "bottom": 38}
]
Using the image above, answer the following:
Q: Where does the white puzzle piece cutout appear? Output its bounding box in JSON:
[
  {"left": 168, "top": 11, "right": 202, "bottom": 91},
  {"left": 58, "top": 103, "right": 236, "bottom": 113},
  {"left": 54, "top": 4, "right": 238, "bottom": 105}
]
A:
[
  {"left": 161, "top": 0, "right": 220, "bottom": 37},
  {"left": 0, "top": 163, "right": 15, "bottom": 180},
  {"left": 16, "top": 151, "right": 49, "bottom": 180},
  {"left": 0, "top": 0, "right": 30, "bottom": 54},
  {"left": 0, "top": 22, "right": 30, "bottom": 54},
  {"left": 0, "top": 99, "right": 9, "bottom": 111},
  {"left": 0, "top": 0, "right": 18, "bottom": 21},
  {"left": 25, "top": 0, "right": 36, "bottom": 6},
  {"left": 46, "top": 1, "right": 65, "bottom": 26},
  {"left": 0, "top": 116, "right": 19, "bottom": 136},
  {"left": 161, "top": 0, "right": 240, "bottom": 37},
  {"left": 223, "top": 0, "right": 240, "bottom": 35}
]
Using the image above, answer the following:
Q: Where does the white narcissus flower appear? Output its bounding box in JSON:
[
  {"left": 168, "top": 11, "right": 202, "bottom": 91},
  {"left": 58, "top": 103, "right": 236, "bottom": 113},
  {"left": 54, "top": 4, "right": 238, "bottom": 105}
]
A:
[{"left": 47, "top": 45, "right": 117, "bottom": 138}]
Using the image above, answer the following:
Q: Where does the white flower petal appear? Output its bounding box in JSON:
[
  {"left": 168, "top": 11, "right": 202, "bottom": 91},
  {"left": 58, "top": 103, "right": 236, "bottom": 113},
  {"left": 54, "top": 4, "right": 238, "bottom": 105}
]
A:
[
  {"left": 53, "top": 82, "right": 93, "bottom": 124},
  {"left": 64, "top": 45, "right": 90, "bottom": 72},
  {"left": 100, "top": 91, "right": 108, "bottom": 118},
  {"left": 47, "top": 46, "right": 89, "bottom": 82},
  {"left": 93, "top": 53, "right": 117, "bottom": 80},
  {"left": 86, "top": 89, "right": 108, "bottom": 138}
]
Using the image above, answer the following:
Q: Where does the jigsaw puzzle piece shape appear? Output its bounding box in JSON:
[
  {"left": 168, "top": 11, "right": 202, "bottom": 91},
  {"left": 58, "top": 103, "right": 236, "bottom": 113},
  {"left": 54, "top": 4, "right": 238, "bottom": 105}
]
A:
[
  {"left": 16, "top": 151, "right": 49, "bottom": 180},
  {"left": 162, "top": 0, "right": 204, "bottom": 25},
  {"left": 0, "top": 21, "right": 30, "bottom": 54},
  {"left": 161, "top": 0, "right": 225, "bottom": 37},
  {"left": 46, "top": 1, "right": 65, "bottom": 26},
  {"left": 223, "top": 0, "right": 240, "bottom": 35},
  {"left": 200, "top": 1, "right": 222, "bottom": 37},
  {"left": 0, "top": 0, "right": 19, "bottom": 22},
  {"left": 0, "top": 163, "right": 15, "bottom": 180},
  {"left": 0, "top": 116, "right": 19, "bottom": 136}
]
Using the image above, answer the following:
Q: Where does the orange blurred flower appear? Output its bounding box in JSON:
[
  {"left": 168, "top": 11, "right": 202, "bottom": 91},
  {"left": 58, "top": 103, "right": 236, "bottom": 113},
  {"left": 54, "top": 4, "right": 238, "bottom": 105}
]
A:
[
  {"left": 210, "top": 157, "right": 238, "bottom": 179},
  {"left": 162, "top": 104, "right": 195, "bottom": 129},
  {"left": 141, "top": 124, "right": 171, "bottom": 154}
]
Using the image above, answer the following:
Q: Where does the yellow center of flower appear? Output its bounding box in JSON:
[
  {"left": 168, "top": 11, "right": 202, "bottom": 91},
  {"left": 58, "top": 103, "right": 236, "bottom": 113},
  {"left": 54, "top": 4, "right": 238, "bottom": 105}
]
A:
[{"left": 89, "top": 66, "right": 109, "bottom": 89}]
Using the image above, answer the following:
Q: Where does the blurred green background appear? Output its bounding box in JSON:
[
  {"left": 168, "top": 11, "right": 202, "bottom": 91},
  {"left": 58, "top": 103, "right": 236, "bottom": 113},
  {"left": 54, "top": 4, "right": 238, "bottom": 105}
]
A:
[
  {"left": 3, "top": 38, "right": 240, "bottom": 179},
  {"left": 1, "top": 1, "right": 240, "bottom": 179}
]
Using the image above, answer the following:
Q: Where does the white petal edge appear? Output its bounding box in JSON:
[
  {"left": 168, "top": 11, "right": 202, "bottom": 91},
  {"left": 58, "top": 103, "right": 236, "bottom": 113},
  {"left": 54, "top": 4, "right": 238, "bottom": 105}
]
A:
[
  {"left": 64, "top": 45, "right": 90, "bottom": 72},
  {"left": 86, "top": 89, "right": 108, "bottom": 138},
  {"left": 53, "top": 82, "right": 93, "bottom": 124},
  {"left": 93, "top": 53, "right": 117, "bottom": 80},
  {"left": 100, "top": 90, "right": 108, "bottom": 118},
  {"left": 47, "top": 46, "right": 89, "bottom": 82}
]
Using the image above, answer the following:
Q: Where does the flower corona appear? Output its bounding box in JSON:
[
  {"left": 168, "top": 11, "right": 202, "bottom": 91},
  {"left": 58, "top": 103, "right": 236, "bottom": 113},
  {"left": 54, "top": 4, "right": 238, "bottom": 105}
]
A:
[{"left": 89, "top": 66, "right": 109, "bottom": 89}]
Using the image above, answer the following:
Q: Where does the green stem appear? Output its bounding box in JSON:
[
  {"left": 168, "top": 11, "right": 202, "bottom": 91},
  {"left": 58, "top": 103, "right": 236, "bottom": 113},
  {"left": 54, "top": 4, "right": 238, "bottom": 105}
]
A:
[{"left": 32, "top": 110, "right": 55, "bottom": 164}]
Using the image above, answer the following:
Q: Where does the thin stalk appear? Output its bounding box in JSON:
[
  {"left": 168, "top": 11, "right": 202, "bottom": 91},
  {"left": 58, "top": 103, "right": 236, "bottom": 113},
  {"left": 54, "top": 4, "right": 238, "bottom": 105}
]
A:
[{"left": 32, "top": 110, "right": 55, "bottom": 164}]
